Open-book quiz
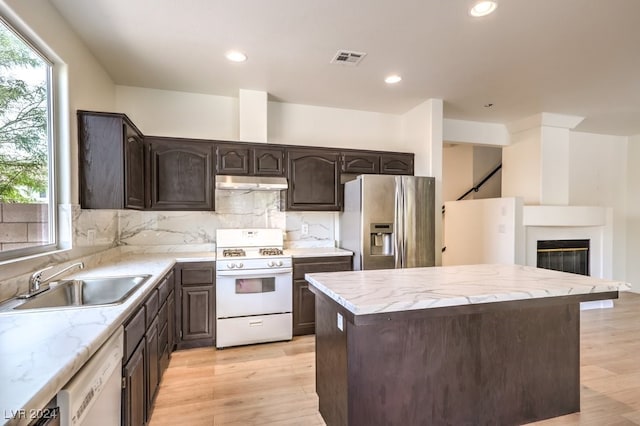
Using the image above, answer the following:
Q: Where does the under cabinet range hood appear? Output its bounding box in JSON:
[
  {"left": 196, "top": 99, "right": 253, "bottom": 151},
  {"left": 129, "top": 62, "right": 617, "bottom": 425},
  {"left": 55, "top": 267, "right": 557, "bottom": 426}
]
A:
[{"left": 215, "top": 175, "right": 288, "bottom": 191}]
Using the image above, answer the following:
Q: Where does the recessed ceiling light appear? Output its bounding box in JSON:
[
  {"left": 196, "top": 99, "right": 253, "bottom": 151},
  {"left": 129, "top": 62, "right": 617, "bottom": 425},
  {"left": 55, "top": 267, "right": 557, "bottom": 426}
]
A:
[
  {"left": 225, "top": 51, "right": 247, "bottom": 62},
  {"left": 469, "top": 0, "right": 498, "bottom": 17},
  {"left": 385, "top": 75, "right": 402, "bottom": 84}
]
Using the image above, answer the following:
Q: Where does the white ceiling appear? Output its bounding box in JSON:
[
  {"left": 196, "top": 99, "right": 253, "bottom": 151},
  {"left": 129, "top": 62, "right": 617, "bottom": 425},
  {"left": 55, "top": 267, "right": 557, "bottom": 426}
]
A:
[{"left": 50, "top": 0, "right": 640, "bottom": 136}]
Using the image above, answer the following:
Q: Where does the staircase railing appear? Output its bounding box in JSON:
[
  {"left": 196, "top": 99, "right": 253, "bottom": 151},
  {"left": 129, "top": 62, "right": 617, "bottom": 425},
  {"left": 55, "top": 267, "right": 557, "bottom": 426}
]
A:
[
  {"left": 456, "top": 163, "right": 502, "bottom": 201},
  {"left": 442, "top": 163, "right": 503, "bottom": 254}
]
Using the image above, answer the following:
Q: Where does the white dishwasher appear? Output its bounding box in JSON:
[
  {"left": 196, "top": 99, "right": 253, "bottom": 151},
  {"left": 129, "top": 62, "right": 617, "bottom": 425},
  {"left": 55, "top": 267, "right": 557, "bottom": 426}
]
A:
[{"left": 57, "top": 326, "right": 123, "bottom": 426}]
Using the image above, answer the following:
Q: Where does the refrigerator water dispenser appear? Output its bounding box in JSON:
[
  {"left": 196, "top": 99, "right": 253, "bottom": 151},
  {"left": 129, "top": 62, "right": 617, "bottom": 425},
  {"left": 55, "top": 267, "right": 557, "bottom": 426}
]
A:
[{"left": 370, "top": 223, "right": 394, "bottom": 256}]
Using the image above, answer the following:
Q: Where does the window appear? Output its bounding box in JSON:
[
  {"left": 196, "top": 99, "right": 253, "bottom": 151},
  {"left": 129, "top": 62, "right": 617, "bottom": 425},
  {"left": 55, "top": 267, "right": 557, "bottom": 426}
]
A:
[{"left": 0, "top": 17, "right": 55, "bottom": 259}]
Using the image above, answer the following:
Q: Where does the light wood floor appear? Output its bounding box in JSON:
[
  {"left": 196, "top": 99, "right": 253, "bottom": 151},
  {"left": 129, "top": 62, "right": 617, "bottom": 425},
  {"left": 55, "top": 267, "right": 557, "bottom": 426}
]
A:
[{"left": 150, "top": 293, "right": 640, "bottom": 426}]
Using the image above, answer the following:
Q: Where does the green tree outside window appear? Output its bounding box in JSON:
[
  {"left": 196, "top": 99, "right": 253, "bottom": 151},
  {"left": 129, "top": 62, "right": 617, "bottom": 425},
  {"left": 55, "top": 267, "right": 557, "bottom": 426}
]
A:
[{"left": 0, "top": 21, "right": 48, "bottom": 203}]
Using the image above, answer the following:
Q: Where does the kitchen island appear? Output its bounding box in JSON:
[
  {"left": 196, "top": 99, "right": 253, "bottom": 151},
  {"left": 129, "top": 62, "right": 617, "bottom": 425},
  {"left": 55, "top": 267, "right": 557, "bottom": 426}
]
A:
[{"left": 305, "top": 264, "right": 629, "bottom": 426}]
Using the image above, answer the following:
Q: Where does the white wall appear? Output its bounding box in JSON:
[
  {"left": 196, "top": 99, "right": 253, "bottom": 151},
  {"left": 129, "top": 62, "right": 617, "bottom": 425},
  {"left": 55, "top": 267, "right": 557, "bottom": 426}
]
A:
[
  {"left": 116, "top": 86, "right": 239, "bottom": 140},
  {"left": 115, "top": 86, "right": 407, "bottom": 149},
  {"left": 502, "top": 127, "right": 541, "bottom": 204},
  {"left": 626, "top": 134, "right": 640, "bottom": 291},
  {"left": 443, "top": 197, "right": 524, "bottom": 266},
  {"left": 443, "top": 144, "right": 473, "bottom": 202},
  {"left": 442, "top": 144, "right": 501, "bottom": 203},
  {"left": 540, "top": 126, "right": 570, "bottom": 205},
  {"left": 473, "top": 146, "right": 502, "bottom": 199},
  {"left": 268, "top": 101, "right": 403, "bottom": 149},
  {"left": 443, "top": 119, "right": 510, "bottom": 146},
  {"left": 568, "top": 131, "right": 628, "bottom": 281}
]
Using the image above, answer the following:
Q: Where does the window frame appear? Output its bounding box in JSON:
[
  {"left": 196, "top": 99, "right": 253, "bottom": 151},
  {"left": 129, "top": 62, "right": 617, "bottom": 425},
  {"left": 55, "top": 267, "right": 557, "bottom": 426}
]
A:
[{"left": 0, "top": 15, "right": 58, "bottom": 262}]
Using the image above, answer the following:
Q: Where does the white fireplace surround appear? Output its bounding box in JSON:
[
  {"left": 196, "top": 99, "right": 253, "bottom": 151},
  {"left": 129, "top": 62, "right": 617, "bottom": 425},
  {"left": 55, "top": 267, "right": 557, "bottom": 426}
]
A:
[{"left": 523, "top": 205, "right": 614, "bottom": 309}]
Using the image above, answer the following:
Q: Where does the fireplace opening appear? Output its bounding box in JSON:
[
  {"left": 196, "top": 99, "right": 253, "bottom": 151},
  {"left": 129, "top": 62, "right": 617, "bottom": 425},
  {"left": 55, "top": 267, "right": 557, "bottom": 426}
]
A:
[{"left": 536, "top": 239, "right": 590, "bottom": 276}]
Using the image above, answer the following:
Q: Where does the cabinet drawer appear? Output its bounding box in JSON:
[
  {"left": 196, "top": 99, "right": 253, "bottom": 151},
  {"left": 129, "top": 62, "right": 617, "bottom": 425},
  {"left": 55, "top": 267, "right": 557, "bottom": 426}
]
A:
[
  {"left": 293, "top": 257, "right": 353, "bottom": 279},
  {"left": 124, "top": 306, "right": 146, "bottom": 361},
  {"left": 145, "top": 289, "right": 159, "bottom": 326},
  {"left": 181, "top": 265, "right": 214, "bottom": 285}
]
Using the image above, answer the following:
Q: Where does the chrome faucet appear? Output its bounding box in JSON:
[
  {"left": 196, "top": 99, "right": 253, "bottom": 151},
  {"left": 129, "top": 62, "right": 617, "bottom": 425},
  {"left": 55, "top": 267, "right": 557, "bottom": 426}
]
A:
[{"left": 23, "top": 262, "right": 85, "bottom": 298}]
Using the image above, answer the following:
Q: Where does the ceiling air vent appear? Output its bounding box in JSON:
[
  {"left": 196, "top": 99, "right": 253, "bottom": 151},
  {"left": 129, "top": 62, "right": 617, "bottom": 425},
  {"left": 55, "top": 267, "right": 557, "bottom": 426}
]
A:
[{"left": 331, "top": 50, "right": 367, "bottom": 66}]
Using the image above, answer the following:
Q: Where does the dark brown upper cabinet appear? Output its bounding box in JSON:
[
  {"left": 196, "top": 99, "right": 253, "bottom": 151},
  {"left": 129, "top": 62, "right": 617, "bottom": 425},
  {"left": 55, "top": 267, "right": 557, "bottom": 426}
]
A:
[
  {"left": 78, "top": 111, "right": 145, "bottom": 209},
  {"left": 253, "top": 147, "right": 285, "bottom": 176},
  {"left": 216, "top": 144, "right": 251, "bottom": 175},
  {"left": 147, "top": 137, "right": 215, "bottom": 210},
  {"left": 78, "top": 110, "right": 414, "bottom": 212},
  {"left": 216, "top": 143, "right": 285, "bottom": 177},
  {"left": 285, "top": 149, "right": 341, "bottom": 211},
  {"left": 380, "top": 153, "right": 414, "bottom": 175},
  {"left": 342, "top": 152, "right": 380, "bottom": 174}
]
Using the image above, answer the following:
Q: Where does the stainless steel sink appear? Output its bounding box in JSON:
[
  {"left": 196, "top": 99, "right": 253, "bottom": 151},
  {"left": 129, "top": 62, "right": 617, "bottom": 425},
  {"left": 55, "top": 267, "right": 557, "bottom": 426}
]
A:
[{"left": 9, "top": 275, "right": 151, "bottom": 311}]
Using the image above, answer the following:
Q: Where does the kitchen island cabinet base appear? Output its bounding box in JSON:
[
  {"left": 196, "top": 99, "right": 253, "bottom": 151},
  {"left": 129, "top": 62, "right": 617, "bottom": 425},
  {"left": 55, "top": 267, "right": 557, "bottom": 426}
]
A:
[{"left": 312, "top": 289, "right": 619, "bottom": 426}]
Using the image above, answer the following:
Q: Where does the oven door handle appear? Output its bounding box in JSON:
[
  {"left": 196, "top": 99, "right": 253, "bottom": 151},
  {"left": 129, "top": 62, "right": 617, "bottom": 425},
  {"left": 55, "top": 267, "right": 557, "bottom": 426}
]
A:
[{"left": 216, "top": 267, "right": 292, "bottom": 277}]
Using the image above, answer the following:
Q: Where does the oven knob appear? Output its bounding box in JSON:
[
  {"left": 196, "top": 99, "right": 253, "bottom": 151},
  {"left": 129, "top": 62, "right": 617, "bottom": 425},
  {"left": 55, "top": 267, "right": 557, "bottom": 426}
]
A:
[
  {"left": 237, "top": 263, "right": 243, "bottom": 268},
  {"left": 228, "top": 263, "right": 236, "bottom": 269},
  {"left": 268, "top": 261, "right": 275, "bottom": 267},
  {"left": 277, "top": 260, "right": 284, "bottom": 267}
]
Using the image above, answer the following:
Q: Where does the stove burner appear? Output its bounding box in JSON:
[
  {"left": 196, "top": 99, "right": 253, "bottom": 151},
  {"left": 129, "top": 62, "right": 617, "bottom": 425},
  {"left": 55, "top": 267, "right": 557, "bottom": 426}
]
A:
[
  {"left": 259, "top": 248, "right": 284, "bottom": 256},
  {"left": 223, "top": 249, "right": 246, "bottom": 257}
]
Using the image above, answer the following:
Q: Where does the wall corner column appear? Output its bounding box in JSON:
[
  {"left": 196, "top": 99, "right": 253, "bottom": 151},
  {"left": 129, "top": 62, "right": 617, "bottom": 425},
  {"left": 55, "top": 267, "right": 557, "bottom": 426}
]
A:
[{"left": 401, "top": 98, "right": 444, "bottom": 265}]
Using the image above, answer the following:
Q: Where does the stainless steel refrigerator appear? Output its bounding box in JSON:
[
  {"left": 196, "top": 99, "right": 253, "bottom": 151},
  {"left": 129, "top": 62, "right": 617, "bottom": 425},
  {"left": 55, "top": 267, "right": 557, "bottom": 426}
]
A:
[{"left": 340, "top": 174, "right": 435, "bottom": 270}]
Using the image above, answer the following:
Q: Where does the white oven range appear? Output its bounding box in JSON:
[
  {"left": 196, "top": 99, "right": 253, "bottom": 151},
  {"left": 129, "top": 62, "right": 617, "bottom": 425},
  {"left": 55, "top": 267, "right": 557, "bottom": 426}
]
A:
[{"left": 215, "top": 229, "right": 292, "bottom": 348}]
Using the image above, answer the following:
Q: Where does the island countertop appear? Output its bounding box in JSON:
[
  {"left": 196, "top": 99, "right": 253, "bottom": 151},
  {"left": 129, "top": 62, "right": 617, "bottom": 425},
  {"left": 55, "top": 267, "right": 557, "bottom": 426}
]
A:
[{"left": 305, "top": 263, "right": 630, "bottom": 316}]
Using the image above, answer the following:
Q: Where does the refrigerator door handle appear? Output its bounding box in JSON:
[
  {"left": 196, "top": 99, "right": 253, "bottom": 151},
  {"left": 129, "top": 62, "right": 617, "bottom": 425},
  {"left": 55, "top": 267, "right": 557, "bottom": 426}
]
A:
[{"left": 394, "top": 176, "right": 404, "bottom": 268}]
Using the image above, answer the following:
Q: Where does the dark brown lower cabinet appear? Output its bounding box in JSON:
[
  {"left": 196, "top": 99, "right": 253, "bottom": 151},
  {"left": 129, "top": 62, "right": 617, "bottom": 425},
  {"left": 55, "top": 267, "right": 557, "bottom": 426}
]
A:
[
  {"left": 176, "top": 262, "right": 216, "bottom": 349},
  {"left": 180, "top": 285, "right": 214, "bottom": 345},
  {"left": 145, "top": 316, "right": 160, "bottom": 419},
  {"left": 292, "top": 255, "right": 353, "bottom": 335},
  {"left": 122, "top": 339, "right": 146, "bottom": 426},
  {"left": 122, "top": 268, "right": 175, "bottom": 426},
  {"left": 159, "top": 293, "right": 173, "bottom": 375},
  {"left": 167, "top": 291, "right": 175, "bottom": 353}
]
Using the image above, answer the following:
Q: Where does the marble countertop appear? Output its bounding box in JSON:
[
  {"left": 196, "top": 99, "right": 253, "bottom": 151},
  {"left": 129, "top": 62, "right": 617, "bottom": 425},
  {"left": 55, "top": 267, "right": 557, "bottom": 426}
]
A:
[
  {"left": 305, "top": 264, "right": 631, "bottom": 316},
  {"left": 0, "top": 251, "right": 215, "bottom": 426},
  {"left": 285, "top": 247, "right": 353, "bottom": 258}
]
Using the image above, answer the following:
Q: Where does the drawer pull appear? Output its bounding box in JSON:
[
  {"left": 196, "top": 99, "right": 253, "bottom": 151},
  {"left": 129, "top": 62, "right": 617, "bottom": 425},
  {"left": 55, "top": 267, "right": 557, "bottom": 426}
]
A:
[{"left": 249, "top": 320, "right": 263, "bottom": 327}]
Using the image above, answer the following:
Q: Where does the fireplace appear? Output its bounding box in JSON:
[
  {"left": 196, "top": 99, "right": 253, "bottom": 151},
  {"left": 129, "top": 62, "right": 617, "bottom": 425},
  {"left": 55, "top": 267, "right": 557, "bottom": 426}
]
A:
[{"left": 537, "top": 239, "right": 590, "bottom": 276}]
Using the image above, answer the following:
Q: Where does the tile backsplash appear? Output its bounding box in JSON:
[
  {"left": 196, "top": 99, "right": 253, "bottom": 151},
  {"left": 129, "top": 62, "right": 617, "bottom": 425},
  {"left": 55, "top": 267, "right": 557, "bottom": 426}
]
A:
[
  {"left": 0, "top": 192, "right": 337, "bottom": 301},
  {"left": 76, "top": 190, "right": 338, "bottom": 248}
]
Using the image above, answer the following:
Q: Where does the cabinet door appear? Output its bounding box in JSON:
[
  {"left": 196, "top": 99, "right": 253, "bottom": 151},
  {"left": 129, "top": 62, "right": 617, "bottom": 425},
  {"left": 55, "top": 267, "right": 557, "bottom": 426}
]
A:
[
  {"left": 253, "top": 147, "right": 285, "bottom": 176},
  {"left": 124, "top": 121, "right": 146, "bottom": 209},
  {"left": 342, "top": 152, "right": 380, "bottom": 174},
  {"left": 286, "top": 149, "right": 341, "bottom": 211},
  {"left": 145, "top": 316, "right": 160, "bottom": 421},
  {"left": 176, "top": 262, "right": 216, "bottom": 349},
  {"left": 148, "top": 139, "right": 215, "bottom": 210},
  {"left": 293, "top": 279, "right": 316, "bottom": 335},
  {"left": 78, "top": 111, "right": 146, "bottom": 210},
  {"left": 292, "top": 256, "right": 353, "bottom": 335},
  {"left": 167, "top": 290, "right": 175, "bottom": 354},
  {"left": 181, "top": 285, "right": 214, "bottom": 343},
  {"left": 122, "top": 339, "right": 146, "bottom": 426},
  {"left": 380, "top": 153, "right": 414, "bottom": 175},
  {"left": 217, "top": 144, "right": 251, "bottom": 175},
  {"left": 78, "top": 112, "right": 125, "bottom": 209}
]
